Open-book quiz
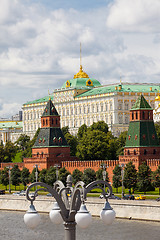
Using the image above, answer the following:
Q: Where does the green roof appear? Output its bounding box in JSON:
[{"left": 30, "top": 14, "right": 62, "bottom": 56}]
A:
[
  {"left": 23, "top": 96, "right": 53, "bottom": 105},
  {"left": 23, "top": 83, "right": 160, "bottom": 106},
  {"left": 125, "top": 121, "right": 159, "bottom": 147},
  {"left": 0, "top": 121, "right": 23, "bottom": 129},
  {"left": 131, "top": 95, "right": 152, "bottom": 110},
  {"left": 61, "top": 78, "right": 101, "bottom": 89},
  {"left": 76, "top": 84, "right": 160, "bottom": 98},
  {"left": 33, "top": 128, "right": 69, "bottom": 148}
]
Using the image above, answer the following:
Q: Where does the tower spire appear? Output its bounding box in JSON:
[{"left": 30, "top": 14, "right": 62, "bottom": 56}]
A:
[
  {"left": 80, "top": 42, "right": 82, "bottom": 67},
  {"left": 73, "top": 43, "right": 89, "bottom": 79}
]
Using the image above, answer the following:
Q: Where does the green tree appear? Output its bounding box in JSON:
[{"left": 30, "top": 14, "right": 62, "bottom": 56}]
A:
[
  {"left": 107, "top": 137, "right": 118, "bottom": 160},
  {"left": 0, "top": 167, "right": 9, "bottom": 190},
  {"left": 72, "top": 169, "right": 83, "bottom": 185},
  {"left": 112, "top": 165, "right": 122, "bottom": 193},
  {"left": 89, "top": 121, "right": 108, "bottom": 134},
  {"left": 77, "top": 124, "right": 88, "bottom": 140},
  {"left": 45, "top": 166, "right": 56, "bottom": 186},
  {"left": 152, "top": 165, "right": 160, "bottom": 195},
  {"left": 4, "top": 141, "right": 17, "bottom": 162},
  {"left": 82, "top": 168, "right": 96, "bottom": 185},
  {"left": 62, "top": 126, "right": 69, "bottom": 136},
  {"left": 116, "top": 131, "right": 127, "bottom": 156},
  {"left": 77, "top": 129, "right": 111, "bottom": 160},
  {"left": 23, "top": 128, "right": 40, "bottom": 158},
  {"left": 59, "top": 167, "right": 70, "bottom": 185},
  {"left": 123, "top": 162, "right": 137, "bottom": 193},
  {"left": 16, "top": 134, "right": 30, "bottom": 151},
  {"left": 0, "top": 141, "right": 5, "bottom": 163},
  {"left": 11, "top": 165, "right": 21, "bottom": 190},
  {"left": 39, "top": 169, "right": 47, "bottom": 183},
  {"left": 137, "top": 162, "right": 153, "bottom": 194},
  {"left": 64, "top": 133, "right": 78, "bottom": 156},
  {"left": 21, "top": 167, "right": 30, "bottom": 190}
]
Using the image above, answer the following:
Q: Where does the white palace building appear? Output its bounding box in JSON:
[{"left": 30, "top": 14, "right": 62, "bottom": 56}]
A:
[{"left": 22, "top": 64, "right": 160, "bottom": 139}]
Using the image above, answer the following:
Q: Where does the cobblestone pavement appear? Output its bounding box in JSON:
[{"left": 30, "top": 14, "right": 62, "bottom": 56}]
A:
[{"left": 0, "top": 211, "right": 159, "bottom": 240}]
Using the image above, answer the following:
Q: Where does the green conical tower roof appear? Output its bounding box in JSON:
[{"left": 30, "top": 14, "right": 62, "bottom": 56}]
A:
[
  {"left": 42, "top": 98, "right": 59, "bottom": 116},
  {"left": 125, "top": 121, "right": 159, "bottom": 147},
  {"left": 125, "top": 95, "right": 159, "bottom": 147},
  {"left": 33, "top": 99, "right": 69, "bottom": 148},
  {"left": 131, "top": 94, "right": 152, "bottom": 110}
]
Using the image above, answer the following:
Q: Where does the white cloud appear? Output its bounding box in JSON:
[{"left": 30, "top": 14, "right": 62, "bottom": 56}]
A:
[
  {"left": 0, "top": 99, "right": 21, "bottom": 118},
  {"left": 107, "top": 0, "right": 160, "bottom": 32},
  {"left": 0, "top": 0, "right": 160, "bottom": 118}
]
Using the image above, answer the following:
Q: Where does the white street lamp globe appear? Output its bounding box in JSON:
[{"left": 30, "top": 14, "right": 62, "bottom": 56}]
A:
[
  {"left": 100, "top": 201, "right": 116, "bottom": 225},
  {"left": 49, "top": 202, "right": 63, "bottom": 225},
  {"left": 24, "top": 205, "right": 41, "bottom": 229},
  {"left": 75, "top": 204, "right": 92, "bottom": 229}
]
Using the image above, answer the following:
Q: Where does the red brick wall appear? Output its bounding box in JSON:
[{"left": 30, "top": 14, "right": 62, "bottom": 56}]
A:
[
  {"left": 62, "top": 160, "right": 119, "bottom": 183},
  {"left": 0, "top": 162, "right": 24, "bottom": 171}
]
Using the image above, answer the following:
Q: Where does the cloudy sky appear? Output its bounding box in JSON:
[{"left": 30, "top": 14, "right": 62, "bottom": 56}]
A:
[{"left": 0, "top": 0, "right": 160, "bottom": 118}]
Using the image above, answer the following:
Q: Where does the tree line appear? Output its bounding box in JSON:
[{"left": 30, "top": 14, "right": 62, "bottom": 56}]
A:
[
  {"left": 0, "top": 161, "right": 160, "bottom": 195},
  {"left": 0, "top": 121, "right": 127, "bottom": 163},
  {"left": 1, "top": 121, "right": 160, "bottom": 163},
  {"left": 0, "top": 164, "right": 108, "bottom": 191}
]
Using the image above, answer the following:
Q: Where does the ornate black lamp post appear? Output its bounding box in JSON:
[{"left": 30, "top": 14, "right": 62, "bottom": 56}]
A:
[{"left": 24, "top": 175, "right": 115, "bottom": 240}]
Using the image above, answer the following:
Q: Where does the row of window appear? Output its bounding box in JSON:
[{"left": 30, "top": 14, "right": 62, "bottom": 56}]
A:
[
  {"left": 132, "top": 111, "right": 152, "bottom": 120},
  {"left": 24, "top": 110, "right": 43, "bottom": 120},
  {"left": 61, "top": 115, "right": 113, "bottom": 128},
  {"left": 24, "top": 124, "right": 40, "bottom": 132},
  {"left": 42, "top": 118, "right": 58, "bottom": 126},
  {"left": 127, "top": 149, "right": 156, "bottom": 155},
  {"left": 60, "top": 103, "right": 113, "bottom": 116}
]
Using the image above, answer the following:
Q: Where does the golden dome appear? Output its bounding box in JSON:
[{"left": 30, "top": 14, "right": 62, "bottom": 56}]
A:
[
  {"left": 155, "top": 95, "right": 160, "bottom": 101},
  {"left": 73, "top": 65, "right": 89, "bottom": 79}
]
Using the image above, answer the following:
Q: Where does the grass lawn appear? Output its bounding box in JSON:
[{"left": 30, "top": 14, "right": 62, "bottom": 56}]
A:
[{"left": 0, "top": 183, "right": 159, "bottom": 199}]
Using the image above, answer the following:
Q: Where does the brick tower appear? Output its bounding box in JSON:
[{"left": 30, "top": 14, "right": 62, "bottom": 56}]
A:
[
  {"left": 119, "top": 95, "right": 160, "bottom": 169},
  {"left": 24, "top": 98, "right": 77, "bottom": 172}
]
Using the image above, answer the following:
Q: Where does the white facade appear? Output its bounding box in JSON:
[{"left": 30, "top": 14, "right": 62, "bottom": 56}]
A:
[{"left": 22, "top": 83, "right": 158, "bottom": 139}]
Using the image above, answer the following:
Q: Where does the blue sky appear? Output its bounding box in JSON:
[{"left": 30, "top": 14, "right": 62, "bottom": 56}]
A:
[
  {"left": 0, "top": 0, "right": 160, "bottom": 117},
  {"left": 28, "top": 0, "right": 111, "bottom": 10}
]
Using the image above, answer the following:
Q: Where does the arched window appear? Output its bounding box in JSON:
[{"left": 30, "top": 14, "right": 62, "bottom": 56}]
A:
[
  {"left": 132, "top": 112, "right": 134, "bottom": 120},
  {"left": 144, "top": 149, "right": 147, "bottom": 155},
  {"left": 136, "top": 112, "right": 138, "bottom": 119},
  {"left": 43, "top": 119, "right": 45, "bottom": 126},
  {"left": 142, "top": 111, "right": 145, "bottom": 119},
  {"left": 153, "top": 149, "right": 156, "bottom": 154},
  {"left": 101, "top": 104, "right": 103, "bottom": 112},
  {"left": 46, "top": 119, "right": 48, "bottom": 125},
  {"left": 134, "top": 150, "right": 136, "bottom": 155},
  {"left": 127, "top": 150, "right": 130, "bottom": 155}
]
